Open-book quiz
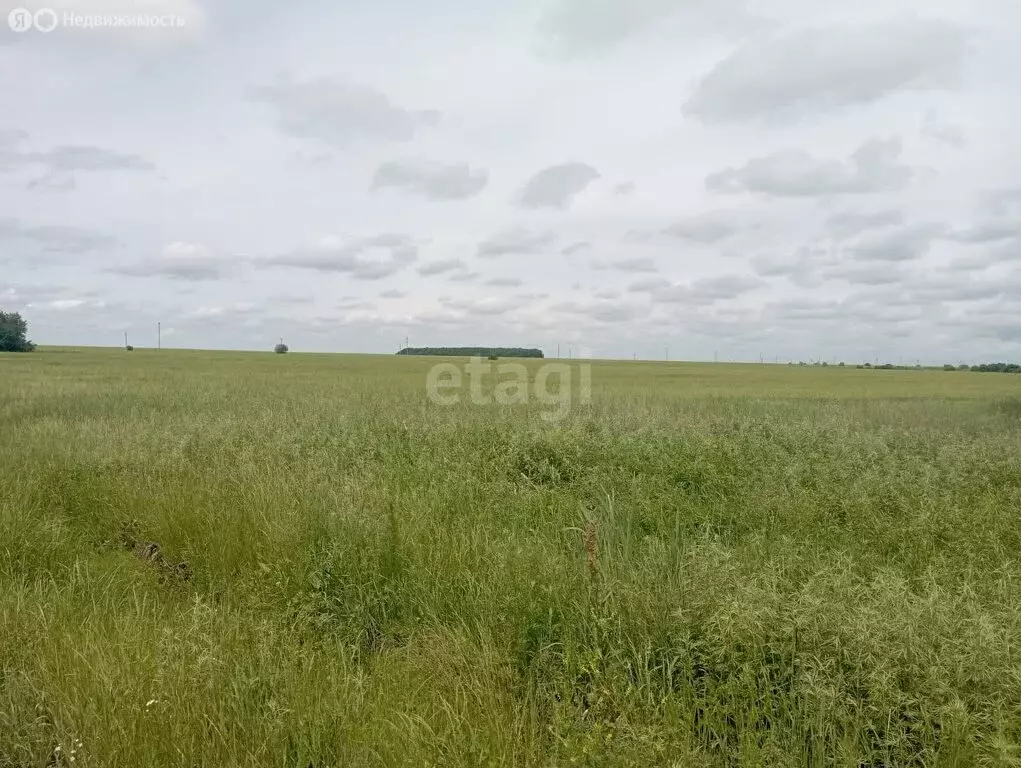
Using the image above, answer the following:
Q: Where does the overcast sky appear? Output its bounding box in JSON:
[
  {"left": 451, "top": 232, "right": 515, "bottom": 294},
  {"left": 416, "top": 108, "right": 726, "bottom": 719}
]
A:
[{"left": 1, "top": 0, "right": 1019, "bottom": 362}]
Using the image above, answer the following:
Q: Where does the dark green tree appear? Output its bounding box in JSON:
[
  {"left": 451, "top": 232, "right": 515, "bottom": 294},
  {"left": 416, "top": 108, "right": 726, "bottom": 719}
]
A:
[{"left": 0, "top": 310, "right": 35, "bottom": 352}]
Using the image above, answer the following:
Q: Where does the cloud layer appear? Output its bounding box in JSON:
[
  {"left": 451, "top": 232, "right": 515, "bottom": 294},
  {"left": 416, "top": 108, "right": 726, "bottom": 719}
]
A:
[{"left": 1, "top": 0, "right": 1018, "bottom": 363}]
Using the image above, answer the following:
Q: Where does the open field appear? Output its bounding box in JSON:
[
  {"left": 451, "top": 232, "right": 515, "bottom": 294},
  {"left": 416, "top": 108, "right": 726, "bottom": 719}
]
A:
[{"left": 2, "top": 347, "right": 1021, "bottom": 767}]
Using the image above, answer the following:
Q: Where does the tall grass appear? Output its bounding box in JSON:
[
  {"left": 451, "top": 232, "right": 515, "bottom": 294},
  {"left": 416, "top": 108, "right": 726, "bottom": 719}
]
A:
[{"left": 1, "top": 348, "right": 1020, "bottom": 766}]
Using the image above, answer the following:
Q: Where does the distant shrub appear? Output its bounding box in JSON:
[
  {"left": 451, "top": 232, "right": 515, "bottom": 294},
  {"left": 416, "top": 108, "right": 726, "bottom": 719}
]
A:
[
  {"left": 856, "top": 364, "right": 864, "bottom": 369},
  {"left": 488, "top": 355, "right": 498, "bottom": 361},
  {"left": 943, "top": 364, "right": 956, "bottom": 371},
  {"left": 958, "top": 364, "right": 970, "bottom": 371},
  {"left": 822, "top": 362, "right": 829, "bottom": 367},
  {"left": 864, "top": 363, "right": 872, "bottom": 368},
  {"left": 274, "top": 343, "right": 289, "bottom": 354},
  {"left": 838, "top": 362, "right": 845, "bottom": 367},
  {"left": 125, "top": 345, "right": 134, "bottom": 352}
]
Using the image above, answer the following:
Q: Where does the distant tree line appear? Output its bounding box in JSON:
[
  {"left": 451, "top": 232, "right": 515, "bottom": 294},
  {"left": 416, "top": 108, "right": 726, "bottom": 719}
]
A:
[
  {"left": 945, "top": 362, "right": 1021, "bottom": 373},
  {"left": 397, "top": 347, "right": 544, "bottom": 358}
]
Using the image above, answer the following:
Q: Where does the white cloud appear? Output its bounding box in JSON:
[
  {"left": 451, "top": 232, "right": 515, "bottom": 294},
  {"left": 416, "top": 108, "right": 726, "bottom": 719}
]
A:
[
  {"left": 706, "top": 138, "right": 912, "bottom": 197},
  {"left": 684, "top": 19, "right": 969, "bottom": 122}
]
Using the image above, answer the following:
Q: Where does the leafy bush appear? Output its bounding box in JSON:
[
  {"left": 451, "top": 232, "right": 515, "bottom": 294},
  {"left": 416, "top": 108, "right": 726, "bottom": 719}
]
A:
[
  {"left": 0, "top": 310, "right": 35, "bottom": 352},
  {"left": 274, "top": 343, "right": 289, "bottom": 354}
]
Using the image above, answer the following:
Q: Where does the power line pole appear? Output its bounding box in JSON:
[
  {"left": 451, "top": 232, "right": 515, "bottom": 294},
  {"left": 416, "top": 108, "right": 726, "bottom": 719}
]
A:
[{"left": 157, "top": 322, "right": 161, "bottom": 351}]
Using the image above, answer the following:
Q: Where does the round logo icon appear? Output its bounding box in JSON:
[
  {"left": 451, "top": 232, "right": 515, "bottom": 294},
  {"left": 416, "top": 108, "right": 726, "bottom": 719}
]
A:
[
  {"left": 33, "top": 8, "right": 58, "bottom": 32},
  {"left": 7, "top": 7, "right": 34, "bottom": 32}
]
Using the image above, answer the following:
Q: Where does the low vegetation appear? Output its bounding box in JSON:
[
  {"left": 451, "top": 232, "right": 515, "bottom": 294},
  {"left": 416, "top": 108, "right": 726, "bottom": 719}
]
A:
[{"left": 2, "top": 349, "right": 1020, "bottom": 766}]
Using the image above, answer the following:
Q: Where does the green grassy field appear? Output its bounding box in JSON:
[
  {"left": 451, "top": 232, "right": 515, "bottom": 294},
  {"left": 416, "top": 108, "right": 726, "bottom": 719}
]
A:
[{"left": 2, "top": 347, "right": 1020, "bottom": 767}]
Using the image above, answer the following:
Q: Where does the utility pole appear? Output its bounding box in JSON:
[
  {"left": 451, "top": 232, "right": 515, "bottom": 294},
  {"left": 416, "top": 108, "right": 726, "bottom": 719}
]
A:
[
  {"left": 124, "top": 331, "right": 128, "bottom": 349},
  {"left": 157, "top": 322, "right": 161, "bottom": 350}
]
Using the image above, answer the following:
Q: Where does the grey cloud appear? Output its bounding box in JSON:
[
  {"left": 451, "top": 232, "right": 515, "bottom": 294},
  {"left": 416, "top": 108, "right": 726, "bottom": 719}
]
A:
[
  {"left": 632, "top": 274, "right": 762, "bottom": 304},
  {"left": 0, "top": 129, "right": 29, "bottom": 172},
  {"left": 26, "top": 173, "right": 77, "bottom": 193},
  {"left": 418, "top": 258, "right": 465, "bottom": 276},
  {"left": 663, "top": 211, "right": 750, "bottom": 242},
  {"left": 944, "top": 222, "right": 1021, "bottom": 244},
  {"left": 947, "top": 241, "right": 1018, "bottom": 271},
  {"left": 379, "top": 289, "right": 407, "bottom": 299},
  {"left": 562, "top": 241, "right": 592, "bottom": 256},
  {"left": 249, "top": 77, "right": 440, "bottom": 145},
  {"left": 911, "top": 274, "right": 1016, "bottom": 302},
  {"left": 983, "top": 187, "right": 1021, "bottom": 215},
  {"left": 440, "top": 296, "right": 520, "bottom": 316},
  {"left": 372, "top": 159, "right": 488, "bottom": 200},
  {"left": 827, "top": 209, "right": 904, "bottom": 238},
  {"left": 110, "top": 242, "right": 238, "bottom": 281},
  {"left": 552, "top": 299, "right": 651, "bottom": 324},
  {"left": 0, "top": 217, "right": 120, "bottom": 254},
  {"left": 537, "top": 0, "right": 757, "bottom": 56},
  {"left": 685, "top": 274, "right": 763, "bottom": 302},
  {"left": 600, "top": 257, "right": 658, "bottom": 273},
  {"left": 594, "top": 289, "right": 621, "bottom": 299},
  {"left": 921, "top": 110, "right": 966, "bottom": 148},
  {"left": 763, "top": 295, "right": 929, "bottom": 326},
  {"left": 0, "top": 282, "right": 81, "bottom": 306},
  {"left": 614, "top": 182, "right": 636, "bottom": 196},
  {"left": 111, "top": 260, "right": 231, "bottom": 281},
  {"left": 448, "top": 271, "right": 481, "bottom": 283},
  {"left": 751, "top": 247, "right": 832, "bottom": 288},
  {"left": 850, "top": 223, "right": 944, "bottom": 262},
  {"left": 485, "top": 277, "right": 524, "bottom": 287},
  {"left": 517, "top": 162, "right": 600, "bottom": 209},
  {"left": 822, "top": 263, "right": 907, "bottom": 286},
  {"left": 706, "top": 138, "right": 911, "bottom": 197},
  {"left": 477, "top": 228, "right": 556, "bottom": 258},
  {"left": 684, "top": 19, "right": 968, "bottom": 122},
  {"left": 27, "top": 145, "right": 153, "bottom": 173},
  {"left": 0, "top": 131, "right": 153, "bottom": 178},
  {"left": 264, "top": 233, "right": 417, "bottom": 280},
  {"left": 627, "top": 277, "right": 671, "bottom": 292}
]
